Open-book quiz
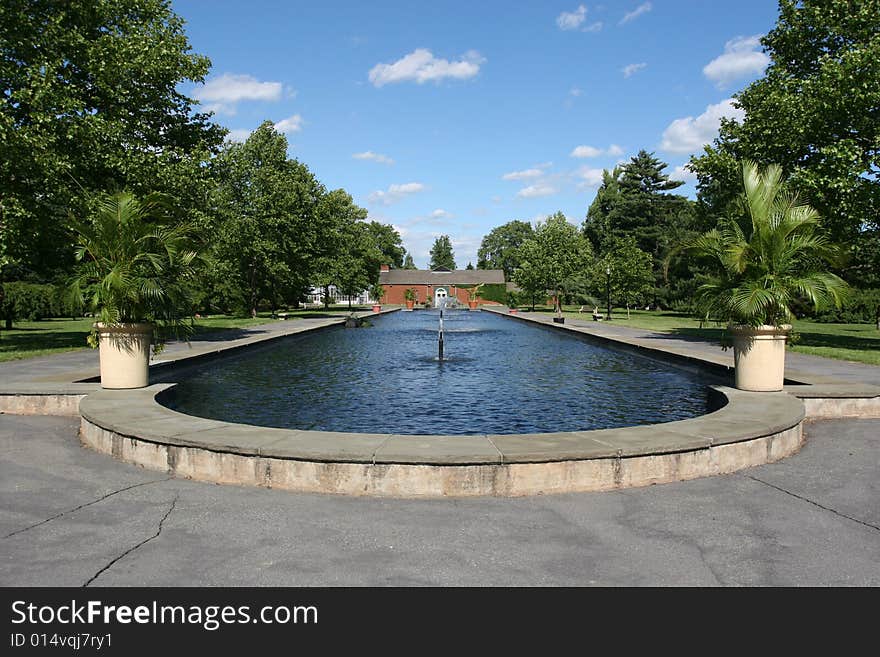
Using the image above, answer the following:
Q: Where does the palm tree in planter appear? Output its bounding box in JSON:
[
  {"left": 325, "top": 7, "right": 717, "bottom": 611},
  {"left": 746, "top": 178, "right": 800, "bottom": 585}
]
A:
[
  {"left": 465, "top": 283, "right": 484, "bottom": 310},
  {"left": 70, "top": 192, "right": 200, "bottom": 389},
  {"left": 681, "top": 161, "right": 848, "bottom": 391},
  {"left": 404, "top": 287, "right": 418, "bottom": 310}
]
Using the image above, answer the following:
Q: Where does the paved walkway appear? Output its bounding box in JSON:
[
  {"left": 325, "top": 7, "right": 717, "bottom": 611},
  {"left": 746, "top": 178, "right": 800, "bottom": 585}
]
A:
[
  {"left": 1, "top": 414, "right": 877, "bottom": 585},
  {"left": 0, "top": 312, "right": 368, "bottom": 388},
  {"left": 508, "top": 310, "right": 880, "bottom": 386}
]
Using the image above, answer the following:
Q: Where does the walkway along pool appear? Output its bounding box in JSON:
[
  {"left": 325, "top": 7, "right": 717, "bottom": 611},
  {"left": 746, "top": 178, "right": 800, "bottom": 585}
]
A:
[{"left": 161, "top": 309, "right": 714, "bottom": 435}]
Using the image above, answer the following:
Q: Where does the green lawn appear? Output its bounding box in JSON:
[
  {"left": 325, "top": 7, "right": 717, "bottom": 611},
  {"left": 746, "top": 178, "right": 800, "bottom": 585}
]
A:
[
  {"left": 528, "top": 305, "right": 880, "bottom": 367},
  {"left": 0, "top": 307, "right": 370, "bottom": 363}
]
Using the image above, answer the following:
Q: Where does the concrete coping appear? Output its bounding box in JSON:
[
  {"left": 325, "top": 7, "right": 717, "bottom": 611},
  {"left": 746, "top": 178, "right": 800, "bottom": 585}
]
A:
[{"left": 78, "top": 383, "right": 805, "bottom": 466}]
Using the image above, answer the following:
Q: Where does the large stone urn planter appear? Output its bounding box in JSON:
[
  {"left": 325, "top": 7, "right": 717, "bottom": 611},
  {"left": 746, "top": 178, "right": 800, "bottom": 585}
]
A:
[
  {"left": 96, "top": 323, "right": 152, "bottom": 389},
  {"left": 730, "top": 324, "right": 790, "bottom": 392}
]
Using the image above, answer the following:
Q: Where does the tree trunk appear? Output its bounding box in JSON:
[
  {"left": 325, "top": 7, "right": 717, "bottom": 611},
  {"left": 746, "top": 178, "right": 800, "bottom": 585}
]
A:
[{"left": 4, "top": 317, "right": 11, "bottom": 330}]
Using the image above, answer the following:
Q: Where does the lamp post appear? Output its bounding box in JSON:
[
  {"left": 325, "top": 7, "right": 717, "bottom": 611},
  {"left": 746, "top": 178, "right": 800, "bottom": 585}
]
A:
[{"left": 605, "top": 265, "right": 612, "bottom": 321}]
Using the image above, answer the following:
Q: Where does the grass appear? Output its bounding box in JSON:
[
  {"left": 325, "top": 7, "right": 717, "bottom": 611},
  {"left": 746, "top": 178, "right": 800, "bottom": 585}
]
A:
[
  {"left": 0, "top": 306, "right": 371, "bottom": 363},
  {"left": 523, "top": 305, "right": 880, "bottom": 367}
]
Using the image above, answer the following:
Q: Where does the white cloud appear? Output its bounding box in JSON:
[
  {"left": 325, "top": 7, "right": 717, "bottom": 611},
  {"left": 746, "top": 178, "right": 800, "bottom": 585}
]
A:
[
  {"left": 620, "top": 2, "right": 652, "bottom": 24},
  {"left": 368, "top": 49, "right": 485, "bottom": 87},
  {"left": 430, "top": 209, "right": 452, "bottom": 219},
  {"left": 570, "top": 87, "right": 584, "bottom": 97},
  {"left": 224, "top": 129, "right": 253, "bottom": 143},
  {"left": 669, "top": 164, "right": 697, "bottom": 184},
  {"left": 575, "top": 166, "right": 606, "bottom": 189},
  {"left": 557, "top": 5, "right": 587, "bottom": 30},
  {"left": 622, "top": 62, "right": 647, "bottom": 78},
  {"left": 273, "top": 114, "right": 303, "bottom": 134},
  {"left": 570, "top": 144, "right": 623, "bottom": 158},
  {"left": 516, "top": 184, "right": 558, "bottom": 199},
  {"left": 352, "top": 151, "right": 394, "bottom": 165},
  {"left": 583, "top": 21, "right": 603, "bottom": 33},
  {"left": 571, "top": 145, "right": 602, "bottom": 158},
  {"left": 194, "top": 73, "right": 283, "bottom": 115},
  {"left": 703, "top": 35, "right": 770, "bottom": 88},
  {"left": 502, "top": 168, "right": 544, "bottom": 181},
  {"left": 368, "top": 182, "right": 427, "bottom": 205},
  {"left": 660, "top": 98, "right": 745, "bottom": 154}
]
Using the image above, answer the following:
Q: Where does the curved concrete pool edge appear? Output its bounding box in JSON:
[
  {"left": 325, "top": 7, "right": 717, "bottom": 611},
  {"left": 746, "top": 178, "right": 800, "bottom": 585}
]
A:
[
  {"left": 76, "top": 383, "right": 806, "bottom": 497},
  {"left": 3, "top": 306, "right": 879, "bottom": 496}
]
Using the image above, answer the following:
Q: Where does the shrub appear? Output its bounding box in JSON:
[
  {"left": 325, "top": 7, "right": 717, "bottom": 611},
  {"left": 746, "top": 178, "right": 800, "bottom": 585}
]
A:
[
  {"left": 1, "top": 282, "right": 55, "bottom": 327},
  {"left": 805, "top": 288, "right": 880, "bottom": 324}
]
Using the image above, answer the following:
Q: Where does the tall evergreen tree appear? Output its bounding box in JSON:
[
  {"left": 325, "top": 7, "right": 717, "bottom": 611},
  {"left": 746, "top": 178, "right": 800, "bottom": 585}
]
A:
[
  {"left": 402, "top": 252, "right": 417, "bottom": 269},
  {"left": 429, "top": 235, "right": 456, "bottom": 270},
  {"left": 582, "top": 151, "right": 697, "bottom": 306}
]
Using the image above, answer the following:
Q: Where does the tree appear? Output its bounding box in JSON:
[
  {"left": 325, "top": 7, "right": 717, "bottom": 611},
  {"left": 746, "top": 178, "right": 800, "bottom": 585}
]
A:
[
  {"left": 311, "top": 189, "right": 375, "bottom": 308},
  {"left": 465, "top": 262, "right": 474, "bottom": 270},
  {"left": 514, "top": 212, "right": 592, "bottom": 317},
  {"left": 583, "top": 151, "right": 698, "bottom": 306},
  {"left": 402, "top": 252, "right": 418, "bottom": 269},
  {"left": 0, "top": 0, "right": 224, "bottom": 281},
  {"left": 590, "top": 236, "right": 654, "bottom": 318},
  {"left": 366, "top": 221, "right": 405, "bottom": 268},
  {"left": 429, "top": 235, "right": 456, "bottom": 270},
  {"left": 477, "top": 220, "right": 535, "bottom": 279},
  {"left": 689, "top": 0, "right": 880, "bottom": 281},
  {"left": 208, "top": 122, "right": 324, "bottom": 316},
  {"left": 69, "top": 191, "right": 200, "bottom": 347},
  {"left": 682, "top": 161, "right": 848, "bottom": 326}
]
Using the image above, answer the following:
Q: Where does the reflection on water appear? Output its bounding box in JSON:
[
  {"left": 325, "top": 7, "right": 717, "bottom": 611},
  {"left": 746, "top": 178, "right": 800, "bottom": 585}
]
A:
[{"left": 165, "top": 309, "right": 711, "bottom": 435}]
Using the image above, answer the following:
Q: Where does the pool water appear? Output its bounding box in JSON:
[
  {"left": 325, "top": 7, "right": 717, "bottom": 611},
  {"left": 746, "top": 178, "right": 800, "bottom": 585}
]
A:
[{"left": 163, "top": 310, "right": 712, "bottom": 435}]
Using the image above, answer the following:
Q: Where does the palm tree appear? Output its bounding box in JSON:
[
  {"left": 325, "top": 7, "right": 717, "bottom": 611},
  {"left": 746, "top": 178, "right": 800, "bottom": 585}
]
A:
[
  {"left": 685, "top": 160, "right": 848, "bottom": 328},
  {"left": 70, "top": 191, "right": 200, "bottom": 350}
]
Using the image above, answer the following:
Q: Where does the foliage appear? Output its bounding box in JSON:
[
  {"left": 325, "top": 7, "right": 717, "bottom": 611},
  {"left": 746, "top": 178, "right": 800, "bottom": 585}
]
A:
[
  {"left": 429, "top": 235, "right": 456, "bottom": 270},
  {"left": 402, "top": 252, "right": 417, "bottom": 269},
  {"left": 689, "top": 0, "right": 880, "bottom": 281},
  {"left": 681, "top": 161, "right": 849, "bottom": 327},
  {"left": 477, "top": 220, "right": 535, "bottom": 279},
  {"left": 1, "top": 282, "right": 54, "bottom": 328},
  {"left": 366, "top": 222, "right": 405, "bottom": 269},
  {"left": 207, "top": 123, "right": 325, "bottom": 316},
  {"left": 404, "top": 287, "right": 418, "bottom": 302},
  {"left": 477, "top": 283, "right": 508, "bottom": 304},
  {"left": 804, "top": 287, "right": 880, "bottom": 324},
  {"left": 583, "top": 152, "right": 699, "bottom": 306},
  {"left": 69, "top": 191, "right": 200, "bottom": 349},
  {"left": 370, "top": 283, "right": 385, "bottom": 304},
  {"left": 514, "top": 212, "right": 592, "bottom": 316},
  {"left": 0, "top": 0, "right": 224, "bottom": 281},
  {"left": 590, "top": 236, "right": 654, "bottom": 315},
  {"left": 465, "top": 283, "right": 484, "bottom": 301}
]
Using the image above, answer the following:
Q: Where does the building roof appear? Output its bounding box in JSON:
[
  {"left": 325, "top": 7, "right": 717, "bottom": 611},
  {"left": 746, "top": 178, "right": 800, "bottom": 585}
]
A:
[{"left": 379, "top": 268, "right": 505, "bottom": 285}]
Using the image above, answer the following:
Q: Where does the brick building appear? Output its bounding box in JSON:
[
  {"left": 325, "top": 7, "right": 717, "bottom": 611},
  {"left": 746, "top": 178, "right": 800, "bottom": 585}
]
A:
[{"left": 377, "top": 265, "right": 505, "bottom": 306}]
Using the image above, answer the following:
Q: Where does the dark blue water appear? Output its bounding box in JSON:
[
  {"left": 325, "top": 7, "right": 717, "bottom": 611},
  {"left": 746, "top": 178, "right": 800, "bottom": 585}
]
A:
[{"left": 164, "top": 310, "right": 712, "bottom": 434}]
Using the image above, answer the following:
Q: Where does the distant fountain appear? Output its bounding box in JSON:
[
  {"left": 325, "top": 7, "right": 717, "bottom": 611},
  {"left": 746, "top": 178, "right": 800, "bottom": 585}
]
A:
[{"left": 438, "top": 300, "right": 445, "bottom": 360}]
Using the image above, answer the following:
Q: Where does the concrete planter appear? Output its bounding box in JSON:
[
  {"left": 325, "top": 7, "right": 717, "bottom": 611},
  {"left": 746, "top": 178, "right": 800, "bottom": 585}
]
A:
[
  {"left": 468, "top": 300, "right": 478, "bottom": 310},
  {"left": 730, "top": 324, "right": 791, "bottom": 392},
  {"left": 96, "top": 322, "right": 152, "bottom": 389},
  {"left": 405, "top": 300, "right": 415, "bottom": 310},
  {"left": 372, "top": 304, "right": 381, "bottom": 313},
  {"left": 553, "top": 316, "right": 565, "bottom": 324},
  {"left": 509, "top": 308, "right": 518, "bottom": 314}
]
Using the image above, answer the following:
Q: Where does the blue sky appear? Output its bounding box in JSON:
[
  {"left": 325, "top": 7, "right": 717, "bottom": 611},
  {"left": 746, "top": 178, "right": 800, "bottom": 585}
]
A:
[{"left": 174, "top": 1, "right": 780, "bottom": 268}]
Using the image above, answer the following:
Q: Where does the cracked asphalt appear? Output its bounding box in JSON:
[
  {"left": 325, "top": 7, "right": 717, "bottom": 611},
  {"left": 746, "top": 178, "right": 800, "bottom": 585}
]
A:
[{"left": 1, "top": 414, "right": 877, "bottom": 586}]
